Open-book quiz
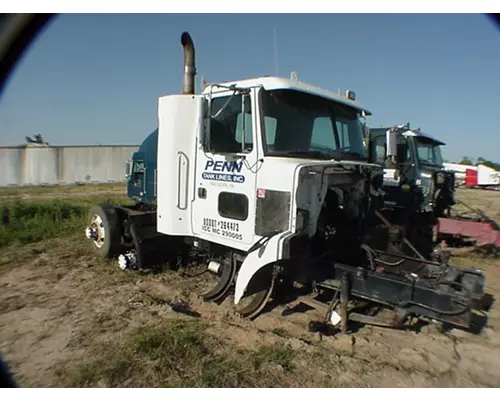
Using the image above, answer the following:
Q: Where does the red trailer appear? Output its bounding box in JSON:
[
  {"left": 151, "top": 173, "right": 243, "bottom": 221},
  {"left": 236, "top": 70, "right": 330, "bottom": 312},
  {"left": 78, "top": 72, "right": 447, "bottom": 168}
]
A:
[
  {"left": 437, "top": 199, "right": 500, "bottom": 255},
  {"left": 465, "top": 168, "right": 478, "bottom": 186}
]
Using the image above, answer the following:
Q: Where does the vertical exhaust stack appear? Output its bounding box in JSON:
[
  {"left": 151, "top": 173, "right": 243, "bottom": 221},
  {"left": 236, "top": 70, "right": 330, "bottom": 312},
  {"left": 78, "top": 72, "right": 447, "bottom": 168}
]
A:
[{"left": 181, "top": 31, "right": 196, "bottom": 95}]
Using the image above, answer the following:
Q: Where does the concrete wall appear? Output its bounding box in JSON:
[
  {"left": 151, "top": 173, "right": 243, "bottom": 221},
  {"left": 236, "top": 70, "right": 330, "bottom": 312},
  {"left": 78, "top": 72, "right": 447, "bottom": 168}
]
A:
[
  {"left": 0, "top": 147, "right": 22, "bottom": 186},
  {"left": 0, "top": 145, "right": 139, "bottom": 187}
]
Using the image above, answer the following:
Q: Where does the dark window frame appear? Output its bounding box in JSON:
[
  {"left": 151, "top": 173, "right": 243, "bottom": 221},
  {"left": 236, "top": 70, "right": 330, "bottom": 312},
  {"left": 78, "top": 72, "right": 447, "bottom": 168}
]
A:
[
  {"left": 217, "top": 191, "right": 249, "bottom": 221},
  {"left": 205, "top": 93, "right": 254, "bottom": 155}
]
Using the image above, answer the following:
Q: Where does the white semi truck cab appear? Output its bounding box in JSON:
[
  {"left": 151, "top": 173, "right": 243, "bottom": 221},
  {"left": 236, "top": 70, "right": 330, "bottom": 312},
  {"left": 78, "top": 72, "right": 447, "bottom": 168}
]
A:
[{"left": 156, "top": 49, "right": 386, "bottom": 310}]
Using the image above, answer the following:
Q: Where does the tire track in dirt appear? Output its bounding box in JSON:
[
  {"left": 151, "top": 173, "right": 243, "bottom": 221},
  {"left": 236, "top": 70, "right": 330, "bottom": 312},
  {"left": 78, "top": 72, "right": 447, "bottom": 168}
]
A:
[
  {"left": 1, "top": 238, "right": 500, "bottom": 387},
  {"left": 172, "top": 262, "right": 500, "bottom": 387}
]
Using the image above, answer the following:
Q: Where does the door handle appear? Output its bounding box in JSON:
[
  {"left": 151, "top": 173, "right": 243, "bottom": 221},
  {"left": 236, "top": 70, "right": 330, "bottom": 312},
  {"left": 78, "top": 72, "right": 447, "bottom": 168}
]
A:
[{"left": 198, "top": 187, "right": 207, "bottom": 199}]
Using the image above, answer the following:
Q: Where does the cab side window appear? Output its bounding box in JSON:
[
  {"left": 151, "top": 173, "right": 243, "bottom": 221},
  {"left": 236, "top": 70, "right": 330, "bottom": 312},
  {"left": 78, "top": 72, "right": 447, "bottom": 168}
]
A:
[
  {"left": 371, "top": 136, "right": 386, "bottom": 165},
  {"left": 218, "top": 192, "right": 249, "bottom": 221},
  {"left": 208, "top": 94, "right": 253, "bottom": 154},
  {"left": 132, "top": 160, "right": 145, "bottom": 174}
]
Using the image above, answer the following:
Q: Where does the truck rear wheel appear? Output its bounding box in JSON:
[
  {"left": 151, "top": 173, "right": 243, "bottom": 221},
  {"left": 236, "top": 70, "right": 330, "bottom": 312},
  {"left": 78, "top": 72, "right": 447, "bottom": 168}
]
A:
[{"left": 85, "top": 204, "right": 122, "bottom": 259}]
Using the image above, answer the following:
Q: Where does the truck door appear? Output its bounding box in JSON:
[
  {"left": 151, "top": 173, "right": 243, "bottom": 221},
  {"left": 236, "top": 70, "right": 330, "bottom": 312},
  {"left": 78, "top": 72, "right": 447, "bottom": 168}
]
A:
[
  {"left": 191, "top": 89, "right": 259, "bottom": 249},
  {"left": 127, "top": 153, "right": 147, "bottom": 200}
]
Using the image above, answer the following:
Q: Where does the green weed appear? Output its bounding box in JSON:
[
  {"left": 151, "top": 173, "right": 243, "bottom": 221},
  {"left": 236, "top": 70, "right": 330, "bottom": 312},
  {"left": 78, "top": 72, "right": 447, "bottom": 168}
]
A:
[
  {"left": 65, "top": 319, "right": 298, "bottom": 388},
  {"left": 0, "top": 197, "right": 130, "bottom": 247}
]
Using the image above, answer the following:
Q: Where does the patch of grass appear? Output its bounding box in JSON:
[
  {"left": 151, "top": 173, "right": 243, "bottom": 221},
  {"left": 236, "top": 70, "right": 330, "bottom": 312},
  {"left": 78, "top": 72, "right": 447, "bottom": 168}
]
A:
[
  {"left": 250, "top": 344, "right": 296, "bottom": 372},
  {"left": 271, "top": 327, "right": 288, "bottom": 337},
  {"left": 131, "top": 319, "right": 206, "bottom": 361},
  {"left": 64, "top": 319, "right": 299, "bottom": 388},
  {"left": 0, "top": 197, "right": 131, "bottom": 248},
  {"left": 455, "top": 188, "right": 500, "bottom": 221},
  {"left": 0, "top": 200, "right": 87, "bottom": 246},
  {"left": 71, "top": 352, "right": 133, "bottom": 388},
  {"left": 0, "top": 183, "right": 126, "bottom": 198}
]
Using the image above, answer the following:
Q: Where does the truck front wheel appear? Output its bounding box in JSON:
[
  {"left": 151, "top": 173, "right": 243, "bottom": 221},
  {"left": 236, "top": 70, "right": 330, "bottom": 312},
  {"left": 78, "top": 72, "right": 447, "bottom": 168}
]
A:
[{"left": 85, "top": 204, "right": 122, "bottom": 259}]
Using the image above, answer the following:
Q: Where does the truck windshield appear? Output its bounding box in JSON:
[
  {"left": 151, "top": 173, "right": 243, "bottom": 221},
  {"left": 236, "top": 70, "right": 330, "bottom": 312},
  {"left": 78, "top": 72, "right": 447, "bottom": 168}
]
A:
[
  {"left": 414, "top": 138, "right": 444, "bottom": 167},
  {"left": 260, "top": 88, "right": 367, "bottom": 161}
]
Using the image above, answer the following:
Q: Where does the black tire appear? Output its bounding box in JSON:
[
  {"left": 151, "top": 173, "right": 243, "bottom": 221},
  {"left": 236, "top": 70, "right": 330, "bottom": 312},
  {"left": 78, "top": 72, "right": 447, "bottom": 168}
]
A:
[
  {"left": 0, "top": 352, "right": 17, "bottom": 388},
  {"left": 87, "top": 203, "right": 122, "bottom": 259},
  {"left": 234, "top": 265, "right": 276, "bottom": 320},
  {"left": 201, "top": 259, "right": 236, "bottom": 303}
]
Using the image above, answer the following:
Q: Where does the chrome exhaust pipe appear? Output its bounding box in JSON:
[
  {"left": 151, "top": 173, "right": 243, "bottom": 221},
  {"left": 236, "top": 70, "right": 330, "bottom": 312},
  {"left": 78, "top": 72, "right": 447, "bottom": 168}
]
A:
[{"left": 181, "top": 31, "right": 196, "bottom": 95}]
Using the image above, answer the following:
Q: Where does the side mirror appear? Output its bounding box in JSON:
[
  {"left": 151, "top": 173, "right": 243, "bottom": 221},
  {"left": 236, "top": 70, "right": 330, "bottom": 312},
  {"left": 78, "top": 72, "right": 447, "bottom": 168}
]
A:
[
  {"left": 386, "top": 128, "right": 398, "bottom": 163},
  {"left": 125, "top": 160, "right": 132, "bottom": 179}
]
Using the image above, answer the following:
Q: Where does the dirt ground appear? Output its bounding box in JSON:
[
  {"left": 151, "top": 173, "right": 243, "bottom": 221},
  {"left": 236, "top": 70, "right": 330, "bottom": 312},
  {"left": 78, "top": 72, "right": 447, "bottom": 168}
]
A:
[
  {"left": 453, "top": 187, "right": 500, "bottom": 221},
  {"left": 1, "top": 187, "right": 500, "bottom": 387}
]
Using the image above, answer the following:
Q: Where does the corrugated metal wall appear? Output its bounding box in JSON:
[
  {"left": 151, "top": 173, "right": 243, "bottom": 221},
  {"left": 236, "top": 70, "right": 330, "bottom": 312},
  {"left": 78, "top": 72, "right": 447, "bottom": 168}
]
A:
[
  {"left": 0, "top": 145, "right": 139, "bottom": 186},
  {"left": 0, "top": 148, "right": 22, "bottom": 186}
]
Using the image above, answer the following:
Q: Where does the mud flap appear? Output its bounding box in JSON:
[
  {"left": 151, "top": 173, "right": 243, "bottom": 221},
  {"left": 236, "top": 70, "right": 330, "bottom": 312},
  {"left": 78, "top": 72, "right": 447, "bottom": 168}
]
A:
[{"left": 234, "top": 234, "right": 284, "bottom": 305}]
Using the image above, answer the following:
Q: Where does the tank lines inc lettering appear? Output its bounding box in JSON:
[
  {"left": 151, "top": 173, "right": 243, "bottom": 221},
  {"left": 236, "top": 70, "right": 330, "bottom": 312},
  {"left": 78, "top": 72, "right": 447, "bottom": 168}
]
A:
[
  {"left": 201, "top": 218, "right": 242, "bottom": 241},
  {"left": 202, "top": 160, "right": 245, "bottom": 184},
  {"left": 208, "top": 181, "right": 235, "bottom": 189}
]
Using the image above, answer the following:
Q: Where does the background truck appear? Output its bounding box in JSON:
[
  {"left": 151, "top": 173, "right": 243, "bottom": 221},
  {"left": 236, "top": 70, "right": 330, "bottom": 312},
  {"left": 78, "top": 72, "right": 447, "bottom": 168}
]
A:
[
  {"left": 366, "top": 124, "right": 456, "bottom": 258},
  {"left": 84, "top": 126, "right": 187, "bottom": 271},
  {"left": 366, "top": 124, "right": 499, "bottom": 256},
  {"left": 125, "top": 128, "right": 158, "bottom": 206}
]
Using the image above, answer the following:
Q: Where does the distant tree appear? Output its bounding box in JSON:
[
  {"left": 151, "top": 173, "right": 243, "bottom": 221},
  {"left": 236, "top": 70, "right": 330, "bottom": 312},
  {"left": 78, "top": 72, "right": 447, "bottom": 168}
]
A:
[
  {"left": 459, "top": 157, "right": 473, "bottom": 165},
  {"left": 481, "top": 160, "right": 500, "bottom": 171},
  {"left": 460, "top": 156, "right": 500, "bottom": 171}
]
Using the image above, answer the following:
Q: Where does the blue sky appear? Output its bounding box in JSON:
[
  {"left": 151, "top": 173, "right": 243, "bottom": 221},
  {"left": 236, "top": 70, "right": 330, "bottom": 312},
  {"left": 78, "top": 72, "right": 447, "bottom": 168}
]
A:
[{"left": 0, "top": 13, "right": 499, "bottom": 162}]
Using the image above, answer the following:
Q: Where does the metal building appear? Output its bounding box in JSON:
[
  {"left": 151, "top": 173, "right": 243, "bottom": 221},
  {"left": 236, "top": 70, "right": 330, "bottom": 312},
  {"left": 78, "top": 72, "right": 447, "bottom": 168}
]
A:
[{"left": 0, "top": 144, "right": 139, "bottom": 187}]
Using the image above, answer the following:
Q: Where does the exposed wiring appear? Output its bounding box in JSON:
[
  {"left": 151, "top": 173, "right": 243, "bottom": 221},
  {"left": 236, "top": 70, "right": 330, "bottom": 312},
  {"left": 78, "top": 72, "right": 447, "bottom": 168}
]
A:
[{"left": 398, "top": 299, "right": 470, "bottom": 317}]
